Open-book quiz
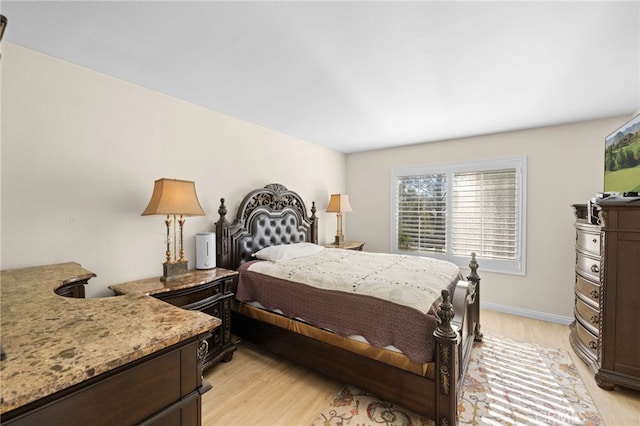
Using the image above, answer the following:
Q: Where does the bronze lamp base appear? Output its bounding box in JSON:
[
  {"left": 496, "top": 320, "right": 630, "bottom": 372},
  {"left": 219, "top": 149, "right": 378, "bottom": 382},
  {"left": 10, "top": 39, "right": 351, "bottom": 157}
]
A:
[{"left": 162, "top": 260, "right": 189, "bottom": 282}]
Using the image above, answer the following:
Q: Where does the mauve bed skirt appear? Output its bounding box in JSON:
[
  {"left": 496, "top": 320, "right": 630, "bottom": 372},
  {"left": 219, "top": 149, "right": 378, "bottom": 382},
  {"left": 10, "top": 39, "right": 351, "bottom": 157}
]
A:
[{"left": 235, "top": 260, "right": 458, "bottom": 363}]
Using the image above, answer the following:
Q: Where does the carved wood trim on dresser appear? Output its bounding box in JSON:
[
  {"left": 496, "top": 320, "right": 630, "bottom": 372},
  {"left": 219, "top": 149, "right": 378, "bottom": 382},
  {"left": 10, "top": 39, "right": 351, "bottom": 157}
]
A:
[{"left": 570, "top": 201, "right": 640, "bottom": 391}]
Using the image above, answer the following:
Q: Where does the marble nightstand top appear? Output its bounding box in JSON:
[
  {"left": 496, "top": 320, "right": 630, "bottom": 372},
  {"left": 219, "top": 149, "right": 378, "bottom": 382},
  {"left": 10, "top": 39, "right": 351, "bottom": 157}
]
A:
[
  {"left": 109, "top": 267, "right": 238, "bottom": 296},
  {"left": 0, "top": 262, "right": 219, "bottom": 414}
]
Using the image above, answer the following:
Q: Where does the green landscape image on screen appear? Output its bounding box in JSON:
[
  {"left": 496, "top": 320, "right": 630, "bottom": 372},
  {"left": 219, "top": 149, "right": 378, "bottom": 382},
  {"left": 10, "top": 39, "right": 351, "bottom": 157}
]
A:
[{"left": 604, "top": 114, "right": 640, "bottom": 193}]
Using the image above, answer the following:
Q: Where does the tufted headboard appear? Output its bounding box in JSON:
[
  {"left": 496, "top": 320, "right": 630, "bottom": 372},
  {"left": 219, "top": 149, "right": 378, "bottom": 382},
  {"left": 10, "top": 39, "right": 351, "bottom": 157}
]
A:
[{"left": 215, "top": 183, "right": 318, "bottom": 270}]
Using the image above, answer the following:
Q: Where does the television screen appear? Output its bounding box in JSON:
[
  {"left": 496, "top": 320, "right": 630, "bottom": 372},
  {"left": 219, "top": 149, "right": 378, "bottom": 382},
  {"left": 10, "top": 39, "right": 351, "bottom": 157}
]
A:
[{"left": 604, "top": 113, "right": 640, "bottom": 195}]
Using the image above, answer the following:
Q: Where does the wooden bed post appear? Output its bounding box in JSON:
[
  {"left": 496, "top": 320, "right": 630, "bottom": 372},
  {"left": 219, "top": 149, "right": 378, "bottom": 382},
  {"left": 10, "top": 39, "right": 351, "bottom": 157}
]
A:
[
  {"left": 309, "top": 201, "right": 318, "bottom": 244},
  {"left": 215, "top": 198, "right": 231, "bottom": 269},
  {"left": 467, "top": 252, "right": 483, "bottom": 342},
  {"left": 434, "top": 289, "right": 459, "bottom": 426}
]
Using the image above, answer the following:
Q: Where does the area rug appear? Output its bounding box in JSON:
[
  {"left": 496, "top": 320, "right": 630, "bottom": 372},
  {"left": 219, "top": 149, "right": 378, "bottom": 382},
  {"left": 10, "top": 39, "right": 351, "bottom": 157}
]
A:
[{"left": 312, "top": 335, "right": 603, "bottom": 426}]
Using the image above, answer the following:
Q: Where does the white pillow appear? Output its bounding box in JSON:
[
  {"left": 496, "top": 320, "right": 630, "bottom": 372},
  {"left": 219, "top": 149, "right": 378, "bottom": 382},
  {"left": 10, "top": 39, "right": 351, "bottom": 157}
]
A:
[{"left": 253, "top": 242, "right": 324, "bottom": 262}]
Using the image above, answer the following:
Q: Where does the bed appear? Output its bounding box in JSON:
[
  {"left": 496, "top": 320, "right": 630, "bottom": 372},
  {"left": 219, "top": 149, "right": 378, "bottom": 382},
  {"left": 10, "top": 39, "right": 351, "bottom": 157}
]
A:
[{"left": 214, "top": 183, "right": 482, "bottom": 425}]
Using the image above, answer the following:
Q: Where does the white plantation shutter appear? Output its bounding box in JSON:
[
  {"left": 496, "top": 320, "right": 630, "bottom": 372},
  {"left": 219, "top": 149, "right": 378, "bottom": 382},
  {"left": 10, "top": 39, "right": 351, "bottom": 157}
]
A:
[
  {"left": 451, "top": 169, "right": 518, "bottom": 260},
  {"left": 392, "top": 158, "right": 526, "bottom": 275},
  {"left": 396, "top": 174, "right": 447, "bottom": 254}
]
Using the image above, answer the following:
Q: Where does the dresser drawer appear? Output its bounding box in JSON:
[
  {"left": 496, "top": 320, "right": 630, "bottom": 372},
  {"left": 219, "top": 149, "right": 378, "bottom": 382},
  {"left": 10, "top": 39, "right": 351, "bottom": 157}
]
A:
[
  {"left": 576, "top": 251, "right": 601, "bottom": 282},
  {"left": 575, "top": 297, "right": 600, "bottom": 336},
  {"left": 575, "top": 227, "right": 601, "bottom": 257},
  {"left": 574, "top": 320, "right": 599, "bottom": 360},
  {"left": 575, "top": 274, "right": 600, "bottom": 308},
  {"left": 155, "top": 279, "right": 224, "bottom": 308}
]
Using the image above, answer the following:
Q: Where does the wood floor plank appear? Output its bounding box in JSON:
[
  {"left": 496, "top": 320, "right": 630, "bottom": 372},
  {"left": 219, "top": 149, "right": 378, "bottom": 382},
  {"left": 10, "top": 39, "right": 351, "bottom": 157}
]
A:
[
  {"left": 202, "top": 310, "right": 640, "bottom": 425},
  {"left": 202, "top": 339, "right": 341, "bottom": 425}
]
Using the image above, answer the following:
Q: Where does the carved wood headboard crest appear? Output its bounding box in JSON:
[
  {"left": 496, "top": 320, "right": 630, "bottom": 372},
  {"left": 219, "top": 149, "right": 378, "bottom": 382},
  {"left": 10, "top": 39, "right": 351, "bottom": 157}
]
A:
[{"left": 215, "top": 184, "right": 318, "bottom": 269}]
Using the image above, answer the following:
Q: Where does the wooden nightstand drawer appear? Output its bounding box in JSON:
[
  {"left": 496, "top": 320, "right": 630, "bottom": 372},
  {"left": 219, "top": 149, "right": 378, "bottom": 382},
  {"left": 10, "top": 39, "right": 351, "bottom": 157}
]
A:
[
  {"left": 201, "top": 298, "right": 228, "bottom": 356},
  {"left": 155, "top": 279, "right": 224, "bottom": 308}
]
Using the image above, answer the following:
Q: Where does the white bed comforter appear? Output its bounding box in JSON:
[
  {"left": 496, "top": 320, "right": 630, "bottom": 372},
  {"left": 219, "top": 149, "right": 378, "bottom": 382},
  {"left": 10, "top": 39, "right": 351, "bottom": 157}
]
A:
[{"left": 247, "top": 248, "right": 461, "bottom": 314}]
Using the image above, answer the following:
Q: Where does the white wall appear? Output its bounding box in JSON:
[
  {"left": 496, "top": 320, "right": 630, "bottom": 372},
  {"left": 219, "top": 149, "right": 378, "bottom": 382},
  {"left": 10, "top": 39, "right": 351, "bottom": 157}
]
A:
[
  {"left": 2, "top": 43, "right": 633, "bottom": 320},
  {"left": 345, "top": 116, "right": 632, "bottom": 321},
  {"left": 1, "top": 43, "right": 345, "bottom": 297}
]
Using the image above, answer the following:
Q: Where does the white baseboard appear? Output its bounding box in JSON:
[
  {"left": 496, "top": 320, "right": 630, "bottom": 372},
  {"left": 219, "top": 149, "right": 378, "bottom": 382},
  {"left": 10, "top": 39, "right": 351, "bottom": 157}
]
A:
[{"left": 481, "top": 301, "right": 574, "bottom": 326}]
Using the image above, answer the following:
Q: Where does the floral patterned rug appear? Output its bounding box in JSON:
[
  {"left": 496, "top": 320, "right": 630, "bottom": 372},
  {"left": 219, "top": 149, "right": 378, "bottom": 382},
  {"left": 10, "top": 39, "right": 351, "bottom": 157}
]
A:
[{"left": 312, "top": 335, "right": 603, "bottom": 426}]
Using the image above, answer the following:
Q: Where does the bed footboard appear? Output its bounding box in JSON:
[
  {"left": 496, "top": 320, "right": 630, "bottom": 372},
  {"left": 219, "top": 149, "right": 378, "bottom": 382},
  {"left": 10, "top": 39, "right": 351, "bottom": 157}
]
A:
[{"left": 435, "top": 252, "right": 481, "bottom": 425}]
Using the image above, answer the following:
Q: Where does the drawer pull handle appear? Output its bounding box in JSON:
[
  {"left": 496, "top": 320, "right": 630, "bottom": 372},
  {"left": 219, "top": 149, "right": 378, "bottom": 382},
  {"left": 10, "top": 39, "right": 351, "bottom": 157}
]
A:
[
  {"left": 592, "top": 238, "right": 597, "bottom": 243},
  {"left": 591, "top": 264, "right": 599, "bottom": 273},
  {"left": 590, "top": 290, "right": 599, "bottom": 299},
  {"left": 589, "top": 341, "right": 597, "bottom": 349},
  {"left": 590, "top": 315, "right": 599, "bottom": 324}
]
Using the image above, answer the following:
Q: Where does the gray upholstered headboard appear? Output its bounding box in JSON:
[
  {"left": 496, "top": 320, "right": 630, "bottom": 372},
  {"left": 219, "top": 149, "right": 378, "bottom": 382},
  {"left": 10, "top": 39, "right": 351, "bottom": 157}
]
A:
[{"left": 215, "top": 183, "right": 318, "bottom": 269}]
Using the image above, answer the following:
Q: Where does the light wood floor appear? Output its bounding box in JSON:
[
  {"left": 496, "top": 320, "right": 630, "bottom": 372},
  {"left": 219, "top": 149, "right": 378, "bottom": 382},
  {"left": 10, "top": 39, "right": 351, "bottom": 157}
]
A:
[{"left": 202, "top": 310, "right": 640, "bottom": 425}]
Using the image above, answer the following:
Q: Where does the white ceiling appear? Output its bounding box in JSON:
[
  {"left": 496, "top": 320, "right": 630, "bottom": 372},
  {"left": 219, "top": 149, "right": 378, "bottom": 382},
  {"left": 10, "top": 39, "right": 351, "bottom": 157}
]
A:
[{"left": 2, "top": 1, "right": 639, "bottom": 153}]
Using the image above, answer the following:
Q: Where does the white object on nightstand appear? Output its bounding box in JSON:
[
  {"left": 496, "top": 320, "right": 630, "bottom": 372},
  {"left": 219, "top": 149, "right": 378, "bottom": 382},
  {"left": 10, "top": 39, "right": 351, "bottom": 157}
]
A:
[{"left": 196, "top": 232, "right": 216, "bottom": 269}]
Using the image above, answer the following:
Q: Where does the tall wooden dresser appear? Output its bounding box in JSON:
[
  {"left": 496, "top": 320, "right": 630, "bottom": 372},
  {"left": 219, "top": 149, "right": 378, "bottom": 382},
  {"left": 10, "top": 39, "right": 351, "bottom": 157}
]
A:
[{"left": 571, "top": 199, "right": 640, "bottom": 391}]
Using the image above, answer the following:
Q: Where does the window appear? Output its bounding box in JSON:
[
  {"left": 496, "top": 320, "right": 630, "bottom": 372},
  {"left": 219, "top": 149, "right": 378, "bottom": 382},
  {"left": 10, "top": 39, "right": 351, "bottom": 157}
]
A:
[{"left": 391, "top": 157, "right": 526, "bottom": 275}]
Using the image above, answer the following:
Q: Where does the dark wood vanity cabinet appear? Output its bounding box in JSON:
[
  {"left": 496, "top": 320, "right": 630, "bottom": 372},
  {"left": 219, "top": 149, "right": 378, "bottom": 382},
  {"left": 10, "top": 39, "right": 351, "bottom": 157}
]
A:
[
  {"left": 3, "top": 335, "right": 211, "bottom": 425},
  {"left": 1, "top": 262, "right": 216, "bottom": 426}
]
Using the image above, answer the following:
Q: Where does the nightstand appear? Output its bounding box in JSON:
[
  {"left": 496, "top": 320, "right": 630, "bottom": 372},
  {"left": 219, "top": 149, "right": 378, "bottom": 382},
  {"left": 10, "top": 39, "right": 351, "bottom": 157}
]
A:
[
  {"left": 323, "top": 241, "right": 365, "bottom": 251},
  {"left": 109, "top": 267, "right": 238, "bottom": 370}
]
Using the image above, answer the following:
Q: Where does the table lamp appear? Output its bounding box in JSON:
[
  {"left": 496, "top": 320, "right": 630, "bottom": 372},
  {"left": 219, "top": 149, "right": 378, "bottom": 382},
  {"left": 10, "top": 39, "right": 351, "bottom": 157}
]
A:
[
  {"left": 326, "top": 194, "right": 352, "bottom": 245},
  {"left": 142, "top": 178, "right": 206, "bottom": 281}
]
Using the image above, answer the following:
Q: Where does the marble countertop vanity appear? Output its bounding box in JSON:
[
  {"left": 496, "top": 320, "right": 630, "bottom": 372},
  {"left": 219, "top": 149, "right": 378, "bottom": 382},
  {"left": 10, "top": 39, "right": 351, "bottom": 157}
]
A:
[{"left": 0, "top": 262, "right": 219, "bottom": 416}]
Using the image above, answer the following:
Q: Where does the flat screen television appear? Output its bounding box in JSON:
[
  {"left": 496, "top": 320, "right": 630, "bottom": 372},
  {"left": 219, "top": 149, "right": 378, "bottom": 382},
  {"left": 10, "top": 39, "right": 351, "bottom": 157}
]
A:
[{"left": 604, "top": 113, "right": 640, "bottom": 195}]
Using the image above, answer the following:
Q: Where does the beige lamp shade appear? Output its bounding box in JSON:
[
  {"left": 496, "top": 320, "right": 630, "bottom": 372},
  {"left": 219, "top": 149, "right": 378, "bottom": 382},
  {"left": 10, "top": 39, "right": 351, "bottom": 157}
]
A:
[
  {"left": 326, "top": 194, "right": 352, "bottom": 213},
  {"left": 141, "top": 178, "right": 206, "bottom": 216}
]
